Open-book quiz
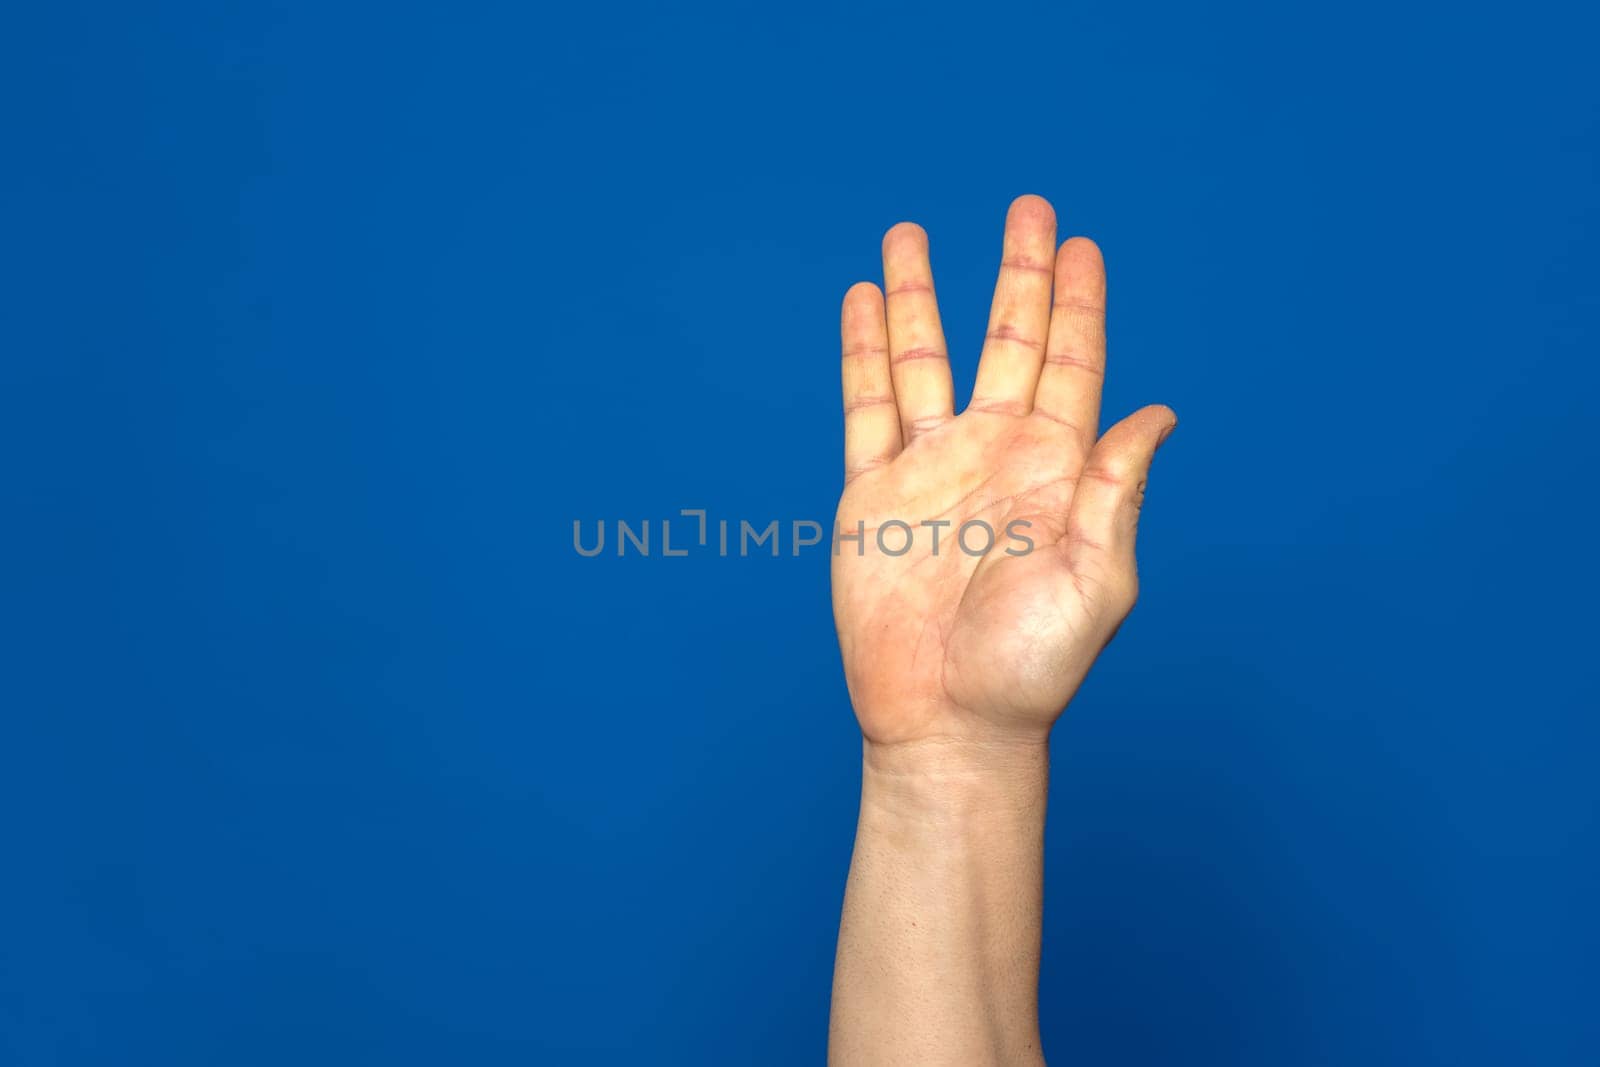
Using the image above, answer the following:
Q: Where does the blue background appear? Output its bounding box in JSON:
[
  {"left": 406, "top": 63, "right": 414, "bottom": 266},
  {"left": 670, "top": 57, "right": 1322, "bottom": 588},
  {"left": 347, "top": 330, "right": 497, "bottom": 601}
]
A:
[{"left": 6, "top": 1, "right": 1597, "bottom": 1063}]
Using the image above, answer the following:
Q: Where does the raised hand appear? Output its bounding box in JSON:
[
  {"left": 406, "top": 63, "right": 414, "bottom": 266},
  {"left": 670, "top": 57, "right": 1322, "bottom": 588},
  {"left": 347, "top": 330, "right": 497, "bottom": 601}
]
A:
[{"left": 832, "top": 195, "right": 1176, "bottom": 748}]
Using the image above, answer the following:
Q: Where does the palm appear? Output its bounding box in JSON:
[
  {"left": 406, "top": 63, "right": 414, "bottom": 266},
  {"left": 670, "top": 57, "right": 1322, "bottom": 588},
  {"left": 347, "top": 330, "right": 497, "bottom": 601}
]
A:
[{"left": 831, "top": 197, "right": 1175, "bottom": 747}]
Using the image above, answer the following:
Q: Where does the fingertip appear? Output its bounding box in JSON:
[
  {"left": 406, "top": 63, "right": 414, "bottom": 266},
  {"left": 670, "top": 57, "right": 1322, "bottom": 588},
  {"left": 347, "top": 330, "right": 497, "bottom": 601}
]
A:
[
  {"left": 843, "top": 280, "right": 884, "bottom": 310},
  {"left": 1009, "top": 194, "right": 1056, "bottom": 227},
  {"left": 1054, "top": 236, "right": 1107, "bottom": 305},
  {"left": 1057, "top": 235, "right": 1103, "bottom": 268},
  {"left": 1123, "top": 403, "right": 1175, "bottom": 429},
  {"left": 1133, "top": 405, "right": 1178, "bottom": 449},
  {"left": 882, "top": 221, "right": 928, "bottom": 256},
  {"left": 1093, "top": 406, "right": 1179, "bottom": 470},
  {"left": 841, "top": 282, "right": 886, "bottom": 340},
  {"left": 1132, "top": 404, "right": 1184, "bottom": 447},
  {"left": 1144, "top": 403, "right": 1177, "bottom": 428}
]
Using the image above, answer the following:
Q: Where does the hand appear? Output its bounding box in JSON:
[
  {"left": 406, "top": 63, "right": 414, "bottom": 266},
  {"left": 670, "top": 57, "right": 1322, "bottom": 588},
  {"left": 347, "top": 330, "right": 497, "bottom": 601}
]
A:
[{"left": 832, "top": 195, "right": 1176, "bottom": 749}]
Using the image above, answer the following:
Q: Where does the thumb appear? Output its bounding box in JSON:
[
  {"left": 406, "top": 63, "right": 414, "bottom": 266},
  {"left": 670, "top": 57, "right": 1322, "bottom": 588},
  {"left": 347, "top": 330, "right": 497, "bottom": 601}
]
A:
[{"left": 1064, "top": 404, "right": 1177, "bottom": 607}]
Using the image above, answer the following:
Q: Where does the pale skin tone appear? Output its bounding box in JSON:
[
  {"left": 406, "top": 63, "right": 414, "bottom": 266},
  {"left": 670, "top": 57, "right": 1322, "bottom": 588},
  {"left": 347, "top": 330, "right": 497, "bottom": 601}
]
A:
[{"left": 829, "top": 195, "right": 1177, "bottom": 1065}]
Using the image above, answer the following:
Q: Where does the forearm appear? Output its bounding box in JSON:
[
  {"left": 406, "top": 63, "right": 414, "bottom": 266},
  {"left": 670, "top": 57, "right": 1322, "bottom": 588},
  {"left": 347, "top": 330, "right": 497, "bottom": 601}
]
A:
[{"left": 829, "top": 737, "right": 1050, "bottom": 1066}]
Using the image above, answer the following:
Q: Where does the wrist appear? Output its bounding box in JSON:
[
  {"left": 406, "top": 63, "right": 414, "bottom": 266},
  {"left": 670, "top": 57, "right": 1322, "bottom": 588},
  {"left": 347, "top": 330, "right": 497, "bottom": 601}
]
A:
[{"left": 859, "top": 736, "right": 1049, "bottom": 833}]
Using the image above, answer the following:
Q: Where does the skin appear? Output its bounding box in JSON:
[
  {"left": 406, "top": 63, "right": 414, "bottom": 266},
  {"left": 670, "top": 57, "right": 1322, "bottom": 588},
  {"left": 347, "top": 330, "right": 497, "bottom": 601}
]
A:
[{"left": 828, "top": 195, "right": 1176, "bottom": 1065}]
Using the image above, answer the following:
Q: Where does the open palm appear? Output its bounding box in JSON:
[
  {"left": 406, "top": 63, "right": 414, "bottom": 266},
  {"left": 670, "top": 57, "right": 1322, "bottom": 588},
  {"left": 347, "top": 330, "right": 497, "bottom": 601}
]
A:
[{"left": 832, "top": 196, "right": 1176, "bottom": 747}]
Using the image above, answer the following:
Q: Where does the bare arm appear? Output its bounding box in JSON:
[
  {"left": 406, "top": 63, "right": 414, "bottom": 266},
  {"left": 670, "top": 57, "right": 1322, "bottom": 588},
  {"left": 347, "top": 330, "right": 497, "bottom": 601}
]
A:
[
  {"left": 827, "top": 196, "right": 1176, "bottom": 1065},
  {"left": 831, "top": 740, "right": 1048, "bottom": 1065}
]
